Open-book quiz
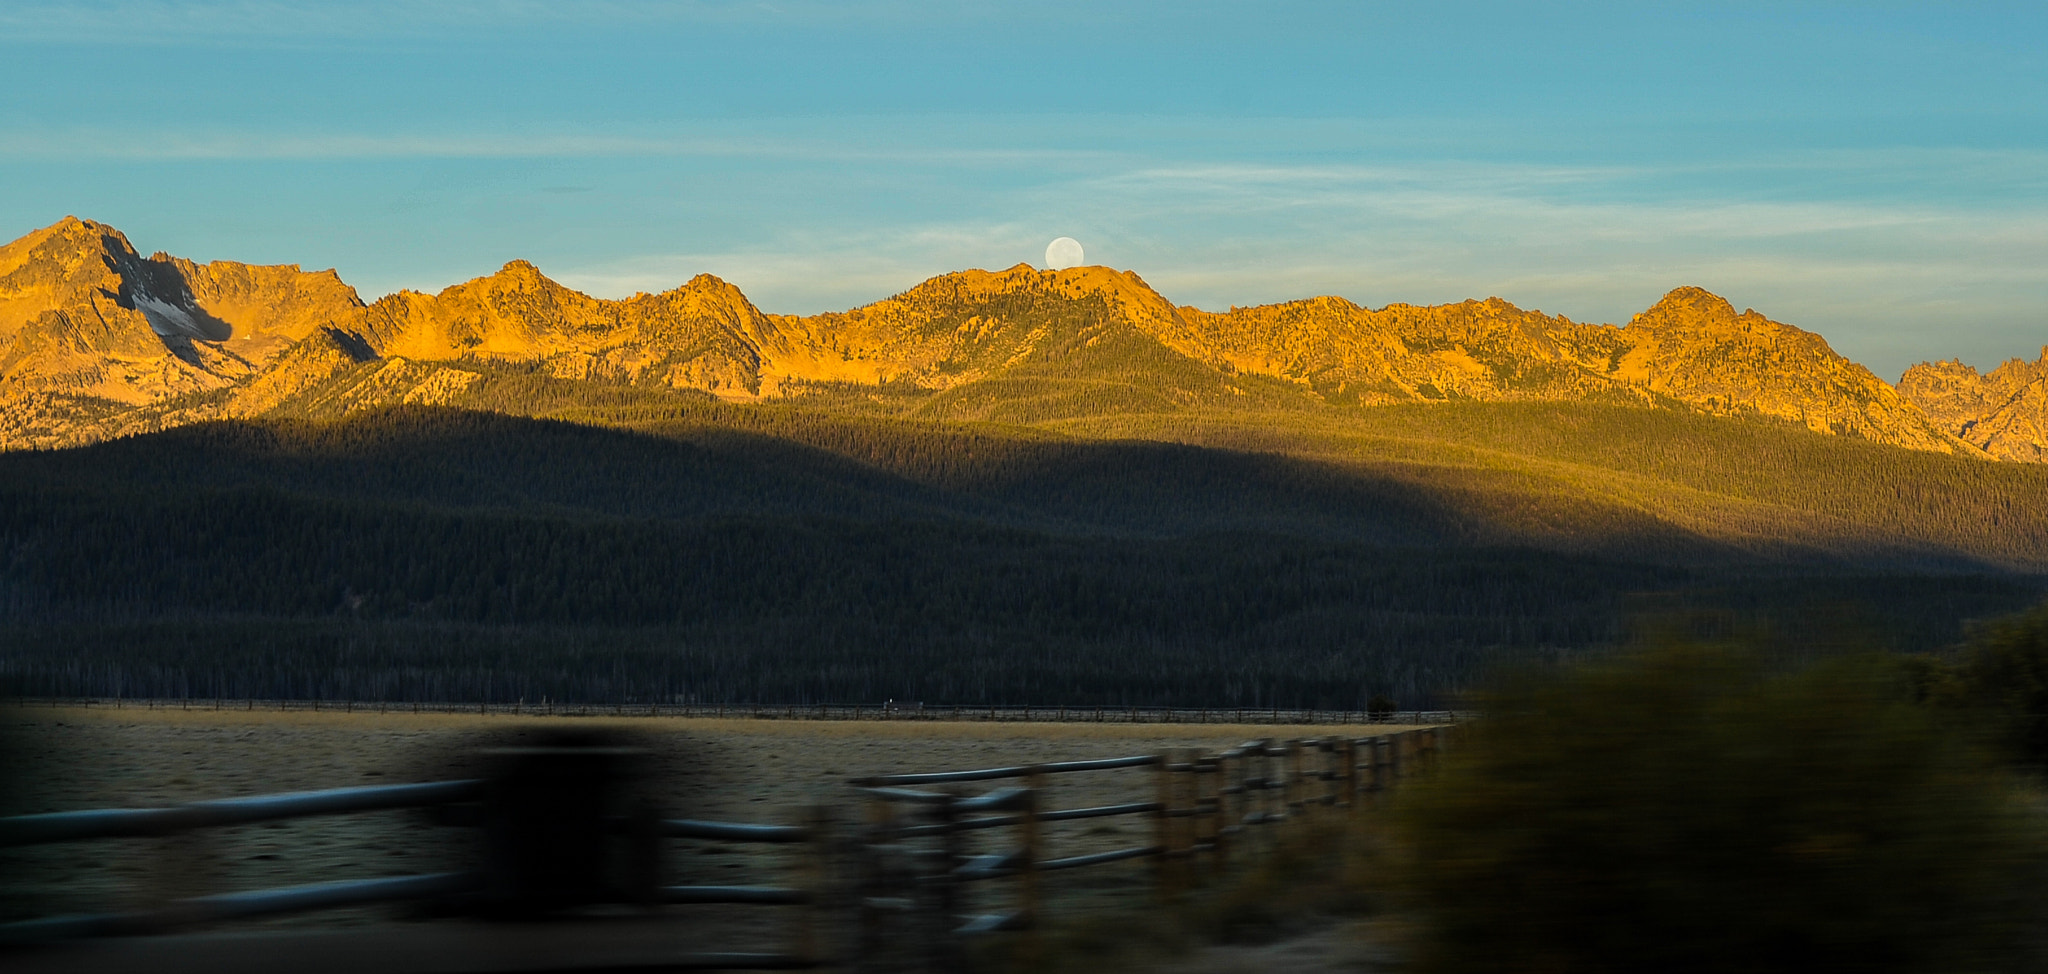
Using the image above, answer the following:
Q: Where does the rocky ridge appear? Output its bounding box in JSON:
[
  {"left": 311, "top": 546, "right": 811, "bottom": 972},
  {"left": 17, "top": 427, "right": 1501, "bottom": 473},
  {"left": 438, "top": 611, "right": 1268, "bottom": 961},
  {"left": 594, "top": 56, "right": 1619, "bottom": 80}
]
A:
[
  {"left": 1899, "top": 351, "right": 2048, "bottom": 462},
  {"left": 0, "top": 217, "right": 2021, "bottom": 459}
]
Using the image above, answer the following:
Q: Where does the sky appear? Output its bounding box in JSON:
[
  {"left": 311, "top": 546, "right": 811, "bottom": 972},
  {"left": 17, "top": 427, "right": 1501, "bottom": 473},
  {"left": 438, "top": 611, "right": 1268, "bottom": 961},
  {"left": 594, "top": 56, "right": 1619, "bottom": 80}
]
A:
[{"left": 2, "top": 1, "right": 2045, "bottom": 380}]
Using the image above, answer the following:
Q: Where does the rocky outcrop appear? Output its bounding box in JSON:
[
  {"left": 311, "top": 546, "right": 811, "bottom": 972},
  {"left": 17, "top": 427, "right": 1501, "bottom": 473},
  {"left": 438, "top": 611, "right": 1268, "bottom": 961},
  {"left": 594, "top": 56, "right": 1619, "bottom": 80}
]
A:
[
  {"left": 0, "top": 216, "right": 363, "bottom": 416},
  {"left": 1170, "top": 285, "right": 1969, "bottom": 452},
  {"left": 360, "top": 261, "right": 775, "bottom": 398},
  {"left": 1900, "top": 351, "right": 2048, "bottom": 462},
  {"left": 764, "top": 264, "right": 1205, "bottom": 391},
  {"left": 1609, "top": 288, "right": 1961, "bottom": 452}
]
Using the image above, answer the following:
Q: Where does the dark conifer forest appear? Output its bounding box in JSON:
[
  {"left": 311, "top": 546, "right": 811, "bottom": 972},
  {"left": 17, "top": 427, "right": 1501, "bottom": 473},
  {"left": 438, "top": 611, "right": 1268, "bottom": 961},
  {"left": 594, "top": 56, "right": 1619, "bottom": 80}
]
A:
[{"left": 2, "top": 400, "right": 2041, "bottom": 707}]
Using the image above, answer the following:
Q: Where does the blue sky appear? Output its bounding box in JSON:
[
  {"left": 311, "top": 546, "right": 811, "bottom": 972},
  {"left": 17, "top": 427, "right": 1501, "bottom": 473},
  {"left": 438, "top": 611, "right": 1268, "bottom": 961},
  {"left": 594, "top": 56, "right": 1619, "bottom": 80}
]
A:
[{"left": 2, "top": 1, "right": 2044, "bottom": 379}]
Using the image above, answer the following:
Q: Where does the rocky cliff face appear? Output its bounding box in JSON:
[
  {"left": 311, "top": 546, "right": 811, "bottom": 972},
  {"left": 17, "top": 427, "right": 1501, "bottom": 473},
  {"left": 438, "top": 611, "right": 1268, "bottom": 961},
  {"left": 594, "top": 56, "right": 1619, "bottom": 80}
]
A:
[
  {"left": 1900, "top": 351, "right": 2048, "bottom": 462},
  {"left": 359, "top": 260, "right": 775, "bottom": 398},
  {"left": 764, "top": 264, "right": 1217, "bottom": 389},
  {"left": 1610, "top": 288, "right": 1960, "bottom": 452},
  {"left": 0, "top": 217, "right": 369, "bottom": 447},
  {"left": 0, "top": 217, "right": 2019, "bottom": 459},
  {"left": 1171, "top": 285, "right": 1967, "bottom": 452}
]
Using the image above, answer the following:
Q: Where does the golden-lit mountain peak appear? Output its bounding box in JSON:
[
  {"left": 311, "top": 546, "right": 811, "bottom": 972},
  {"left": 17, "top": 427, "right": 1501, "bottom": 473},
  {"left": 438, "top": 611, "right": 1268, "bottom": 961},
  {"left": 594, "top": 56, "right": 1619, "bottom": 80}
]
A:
[
  {"left": 1900, "top": 348, "right": 2048, "bottom": 461},
  {"left": 481, "top": 258, "right": 556, "bottom": 291},
  {"left": 1628, "top": 285, "right": 1739, "bottom": 327},
  {"left": 0, "top": 216, "right": 141, "bottom": 342},
  {"left": 0, "top": 218, "right": 2027, "bottom": 460},
  {"left": 1045, "top": 265, "right": 1178, "bottom": 315},
  {"left": 634, "top": 273, "right": 776, "bottom": 346}
]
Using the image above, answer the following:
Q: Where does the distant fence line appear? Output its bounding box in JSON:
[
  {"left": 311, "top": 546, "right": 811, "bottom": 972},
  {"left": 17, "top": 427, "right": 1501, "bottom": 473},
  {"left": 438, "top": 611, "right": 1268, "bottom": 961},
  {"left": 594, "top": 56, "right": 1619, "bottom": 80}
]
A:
[{"left": 7, "top": 697, "right": 1468, "bottom": 725}]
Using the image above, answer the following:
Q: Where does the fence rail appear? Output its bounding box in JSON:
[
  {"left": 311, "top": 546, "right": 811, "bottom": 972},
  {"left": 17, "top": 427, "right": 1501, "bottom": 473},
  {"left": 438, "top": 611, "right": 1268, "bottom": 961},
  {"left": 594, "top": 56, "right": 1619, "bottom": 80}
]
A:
[
  {"left": 0, "top": 717, "right": 1455, "bottom": 973},
  {"left": 7, "top": 696, "right": 1466, "bottom": 726},
  {"left": 0, "top": 780, "right": 486, "bottom": 847}
]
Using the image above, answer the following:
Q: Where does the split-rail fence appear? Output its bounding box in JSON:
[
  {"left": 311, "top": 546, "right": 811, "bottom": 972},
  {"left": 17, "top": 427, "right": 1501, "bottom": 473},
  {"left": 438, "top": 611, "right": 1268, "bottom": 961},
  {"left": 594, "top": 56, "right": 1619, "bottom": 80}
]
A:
[{"left": 0, "top": 720, "right": 1450, "bottom": 973}]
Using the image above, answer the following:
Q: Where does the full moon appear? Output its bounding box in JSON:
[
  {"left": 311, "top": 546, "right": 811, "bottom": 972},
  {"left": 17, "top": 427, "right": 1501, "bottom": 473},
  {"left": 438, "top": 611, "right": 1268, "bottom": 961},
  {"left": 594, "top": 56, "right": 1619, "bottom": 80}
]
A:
[{"left": 1045, "top": 237, "right": 1084, "bottom": 270}]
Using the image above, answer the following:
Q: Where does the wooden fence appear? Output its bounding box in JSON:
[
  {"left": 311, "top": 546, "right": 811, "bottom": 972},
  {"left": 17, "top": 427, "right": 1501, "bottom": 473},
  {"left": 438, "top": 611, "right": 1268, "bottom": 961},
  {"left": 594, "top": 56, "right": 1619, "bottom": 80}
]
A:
[
  {"left": 847, "top": 730, "right": 1443, "bottom": 971},
  {"left": 0, "top": 725, "right": 1450, "bottom": 972}
]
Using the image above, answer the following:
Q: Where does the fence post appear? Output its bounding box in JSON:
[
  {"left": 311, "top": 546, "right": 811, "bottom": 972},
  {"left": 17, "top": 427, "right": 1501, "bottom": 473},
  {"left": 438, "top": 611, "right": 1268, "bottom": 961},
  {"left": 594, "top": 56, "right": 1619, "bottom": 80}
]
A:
[
  {"left": 1213, "top": 749, "right": 1234, "bottom": 868},
  {"left": 1153, "top": 750, "right": 1175, "bottom": 898},
  {"left": 1177, "top": 749, "right": 1198, "bottom": 883},
  {"left": 1245, "top": 736, "right": 1261, "bottom": 838},
  {"left": 856, "top": 794, "right": 897, "bottom": 973},
  {"left": 1286, "top": 740, "right": 1304, "bottom": 820},
  {"left": 933, "top": 792, "right": 967, "bottom": 974},
  {"left": 1198, "top": 755, "right": 1223, "bottom": 876},
  {"left": 1327, "top": 736, "right": 1343, "bottom": 814},
  {"left": 1180, "top": 753, "right": 1197, "bottom": 870},
  {"left": 793, "top": 803, "right": 831, "bottom": 966},
  {"left": 1019, "top": 766, "right": 1044, "bottom": 965},
  {"left": 1304, "top": 739, "right": 1319, "bottom": 817},
  {"left": 1340, "top": 737, "right": 1359, "bottom": 815}
]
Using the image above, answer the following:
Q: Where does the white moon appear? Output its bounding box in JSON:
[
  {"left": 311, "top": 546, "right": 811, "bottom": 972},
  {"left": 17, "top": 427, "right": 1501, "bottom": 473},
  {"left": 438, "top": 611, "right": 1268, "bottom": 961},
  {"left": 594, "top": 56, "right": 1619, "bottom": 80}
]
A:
[{"left": 1045, "top": 237, "right": 1084, "bottom": 270}]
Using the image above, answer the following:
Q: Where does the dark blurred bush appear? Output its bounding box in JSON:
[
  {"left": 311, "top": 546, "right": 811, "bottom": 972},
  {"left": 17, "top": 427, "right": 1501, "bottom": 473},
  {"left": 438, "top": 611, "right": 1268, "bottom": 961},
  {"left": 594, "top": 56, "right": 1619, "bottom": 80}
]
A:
[
  {"left": 0, "top": 718, "right": 23, "bottom": 918},
  {"left": 1948, "top": 602, "right": 2048, "bottom": 770},
  {"left": 1394, "top": 646, "right": 2045, "bottom": 974}
]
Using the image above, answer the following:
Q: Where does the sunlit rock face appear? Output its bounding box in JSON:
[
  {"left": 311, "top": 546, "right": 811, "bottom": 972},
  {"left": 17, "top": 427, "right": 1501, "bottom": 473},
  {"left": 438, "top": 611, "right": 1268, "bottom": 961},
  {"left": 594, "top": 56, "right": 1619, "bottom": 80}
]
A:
[
  {"left": 1609, "top": 288, "right": 1965, "bottom": 453},
  {"left": 359, "top": 261, "right": 774, "bottom": 398},
  {"left": 1900, "top": 352, "right": 2048, "bottom": 462},
  {"left": 0, "top": 217, "right": 368, "bottom": 447},
  {"left": 1172, "top": 285, "right": 1970, "bottom": 454},
  {"left": 0, "top": 217, "right": 2008, "bottom": 460}
]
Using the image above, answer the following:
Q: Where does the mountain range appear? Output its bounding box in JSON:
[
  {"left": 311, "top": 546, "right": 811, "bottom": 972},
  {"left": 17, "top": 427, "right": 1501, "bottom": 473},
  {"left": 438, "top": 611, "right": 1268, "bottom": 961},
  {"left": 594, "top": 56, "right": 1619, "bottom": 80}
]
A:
[
  {"left": 4, "top": 216, "right": 2043, "bottom": 461},
  {"left": 6, "top": 217, "right": 2048, "bottom": 706}
]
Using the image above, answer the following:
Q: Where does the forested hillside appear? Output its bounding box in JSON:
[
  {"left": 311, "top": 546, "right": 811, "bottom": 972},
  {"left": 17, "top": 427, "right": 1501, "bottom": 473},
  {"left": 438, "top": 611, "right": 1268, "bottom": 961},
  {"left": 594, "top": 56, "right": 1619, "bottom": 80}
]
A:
[{"left": 1, "top": 404, "right": 2040, "bottom": 707}]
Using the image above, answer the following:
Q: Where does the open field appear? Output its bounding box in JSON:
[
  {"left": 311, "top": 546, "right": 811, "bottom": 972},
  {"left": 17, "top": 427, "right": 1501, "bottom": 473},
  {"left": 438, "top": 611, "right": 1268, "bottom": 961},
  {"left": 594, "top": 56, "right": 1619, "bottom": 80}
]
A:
[{"left": 1, "top": 706, "right": 1426, "bottom": 946}]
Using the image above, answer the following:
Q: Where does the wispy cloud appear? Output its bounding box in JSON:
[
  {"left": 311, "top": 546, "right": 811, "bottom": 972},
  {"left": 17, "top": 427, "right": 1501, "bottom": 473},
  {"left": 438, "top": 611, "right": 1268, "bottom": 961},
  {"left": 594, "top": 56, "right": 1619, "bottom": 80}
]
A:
[
  {"left": 10, "top": 115, "right": 2039, "bottom": 378},
  {"left": 553, "top": 223, "right": 1050, "bottom": 308},
  {"left": 0, "top": 0, "right": 1054, "bottom": 44},
  {"left": 0, "top": 126, "right": 1117, "bottom": 164},
  {"left": 517, "top": 145, "right": 2048, "bottom": 378}
]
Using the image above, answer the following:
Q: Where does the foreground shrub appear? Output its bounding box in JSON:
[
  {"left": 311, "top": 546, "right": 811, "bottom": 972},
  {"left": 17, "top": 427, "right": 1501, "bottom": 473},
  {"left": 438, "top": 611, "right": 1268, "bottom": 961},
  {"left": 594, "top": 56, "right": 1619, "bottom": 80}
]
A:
[
  {"left": 1394, "top": 647, "right": 2044, "bottom": 974},
  {"left": 1951, "top": 602, "right": 2048, "bottom": 770}
]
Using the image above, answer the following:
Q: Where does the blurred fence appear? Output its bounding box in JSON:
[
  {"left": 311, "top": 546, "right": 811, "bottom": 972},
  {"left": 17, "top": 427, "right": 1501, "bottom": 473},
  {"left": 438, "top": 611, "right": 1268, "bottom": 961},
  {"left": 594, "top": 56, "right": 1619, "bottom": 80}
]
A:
[
  {"left": 0, "top": 720, "right": 1450, "bottom": 972},
  {"left": 5, "top": 696, "right": 1466, "bottom": 725}
]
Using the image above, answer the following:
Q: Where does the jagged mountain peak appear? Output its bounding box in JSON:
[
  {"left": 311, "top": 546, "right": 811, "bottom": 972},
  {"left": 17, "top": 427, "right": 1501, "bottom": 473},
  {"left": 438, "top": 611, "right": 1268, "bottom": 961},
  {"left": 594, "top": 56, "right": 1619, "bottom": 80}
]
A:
[
  {"left": 0, "top": 215, "right": 209, "bottom": 347},
  {"left": 0, "top": 218, "right": 379, "bottom": 431},
  {"left": 1992, "top": 347, "right": 2048, "bottom": 379},
  {"left": 681, "top": 271, "right": 738, "bottom": 291},
  {"left": 886, "top": 262, "right": 1167, "bottom": 302},
  {"left": 1046, "top": 265, "right": 1178, "bottom": 315},
  {"left": 863, "top": 263, "right": 1185, "bottom": 340},
  {"left": 434, "top": 258, "right": 575, "bottom": 299},
  {"left": 638, "top": 273, "right": 770, "bottom": 329},
  {"left": 1625, "top": 286, "right": 1847, "bottom": 362},
  {"left": 1, "top": 215, "right": 141, "bottom": 294},
  {"left": 0, "top": 217, "right": 2032, "bottom": 461},
  {"left": 1900, "top": 346, "right": 2048, "bottom": 461},
  {"left": 1629, "top": 285, "right": 1740, "bottom": 329},
  {"left": 492, "top": 258, "right": 552, "bottom": 285},
  {"left": 9, "top": 215, "right": 126, "bottom": 255}
]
